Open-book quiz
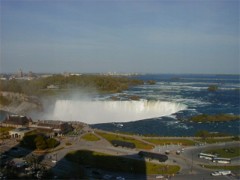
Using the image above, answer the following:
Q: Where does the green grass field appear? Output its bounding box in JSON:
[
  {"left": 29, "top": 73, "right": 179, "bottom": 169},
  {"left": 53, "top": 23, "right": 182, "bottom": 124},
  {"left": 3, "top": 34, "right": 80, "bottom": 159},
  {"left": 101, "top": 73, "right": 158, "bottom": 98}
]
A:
[
  {"left": 204, "top": 146, "right": 240, "bottom": 158},
  {"left": 198, "top": 138, "right": 237, "bottom": 144},
  {"left": 81, "top": 133, "right": 100, "bottom": 141},
  {"left": 143, "top": 138, "right": 195, "bottom": 146},
  {"left": 96, "top": 131, "right": 154, "bottom": 150},
  {"left": 0, "top": 126, "right": 14, "bottom": 133},
  {"left": 202, "top": 164, "right": 240, "bottom": 171},
  {"left": 65, "top": 150, "right": 180, "bottom": 175},
  {"left": 0, "top": 126, "right": 14, "bottom": 139}
]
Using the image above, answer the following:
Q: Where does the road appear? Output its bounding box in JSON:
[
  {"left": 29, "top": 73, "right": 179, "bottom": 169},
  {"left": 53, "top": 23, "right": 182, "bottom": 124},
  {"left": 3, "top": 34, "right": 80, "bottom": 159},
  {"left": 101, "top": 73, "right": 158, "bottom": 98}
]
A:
[
  {"left": 40, "top": 132, "right": 239, "bottom": 179},
  {"left": 1, "top": 130, "right": 239, "bottom": 180}
]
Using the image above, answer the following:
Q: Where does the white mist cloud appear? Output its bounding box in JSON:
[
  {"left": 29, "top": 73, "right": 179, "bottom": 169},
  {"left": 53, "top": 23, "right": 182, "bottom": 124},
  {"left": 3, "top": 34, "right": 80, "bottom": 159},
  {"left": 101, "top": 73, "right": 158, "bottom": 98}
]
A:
[{"left": 46, "top": 99, "right": 187, "bottom": 124}]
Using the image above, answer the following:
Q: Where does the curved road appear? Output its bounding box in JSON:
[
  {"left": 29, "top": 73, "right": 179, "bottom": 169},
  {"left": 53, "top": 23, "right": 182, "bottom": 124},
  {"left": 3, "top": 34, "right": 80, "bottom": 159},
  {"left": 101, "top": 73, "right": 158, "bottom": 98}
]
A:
[{"left": 38, "top": 132, "right": 239, "bottom": 180}]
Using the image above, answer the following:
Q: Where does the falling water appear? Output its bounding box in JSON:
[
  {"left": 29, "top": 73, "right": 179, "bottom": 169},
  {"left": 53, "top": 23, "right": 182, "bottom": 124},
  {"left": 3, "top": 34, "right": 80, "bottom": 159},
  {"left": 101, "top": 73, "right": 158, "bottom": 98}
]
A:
[{"left": 50, "top": 100, "right": 187, "bottom": 124}]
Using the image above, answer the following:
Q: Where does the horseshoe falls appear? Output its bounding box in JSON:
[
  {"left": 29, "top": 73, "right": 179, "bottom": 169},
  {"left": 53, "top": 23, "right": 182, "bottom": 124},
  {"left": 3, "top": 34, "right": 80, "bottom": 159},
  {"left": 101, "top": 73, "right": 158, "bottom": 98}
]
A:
[
  {"left": 40, "top": 74, "right": 239, "bottom": 136},
  {"left": 51, "top": 100, "right": 187, "bottom": 124}
]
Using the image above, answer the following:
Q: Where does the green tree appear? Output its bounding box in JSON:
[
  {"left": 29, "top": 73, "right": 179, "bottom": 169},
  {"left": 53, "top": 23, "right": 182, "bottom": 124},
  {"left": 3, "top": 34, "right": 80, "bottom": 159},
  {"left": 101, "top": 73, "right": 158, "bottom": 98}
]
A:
[
  {"left": 6, "top": 80, "right": 23, "bottom": 93},
  {"left": 20, "top": 133, "right": 37, "bottom": 149},
  {"left": 35, "top": 135, "right": 48, "bottom": 150},
  {"left": 0, "top": 95, "right": 11, "bottom": 106},
  {"left": 195, "top": 130, "right": 210, "bottom": 140},
  {"left": 46, "top": 138, "right": 60, "bottom": 148},
  {"left": 232, "top": 136, "right": 240, "bottom": 141}
]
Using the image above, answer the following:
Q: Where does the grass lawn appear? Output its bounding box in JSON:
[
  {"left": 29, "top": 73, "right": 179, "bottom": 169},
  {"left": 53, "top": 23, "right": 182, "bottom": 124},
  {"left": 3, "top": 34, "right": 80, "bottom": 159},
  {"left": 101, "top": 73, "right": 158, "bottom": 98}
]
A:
[
  {"left": 204, "top": 146, "right": 240, "bottom": 158},
  {"left": 65, "top": 150, "right": 180, "bottom": 175},
  {"left": 201, "top": 164, "right": 240, "bottom": 171},
  {"left": 191, "top": 114, "right": 240, "bottom": 123},
  {"left": 198, "top": 138, "right": 236, "bottom": 144},
  {"left": 0, "top": 126, "right": 14, "bottom": 133},
  {"left": 145, "top": 162, "right": 180, "bottom": 175},
  {"left": 81, "top": 133, "right": 100, "bottom": 141},
  {"left": 96, "top": 132, "right": 154, "bottom": 150},
  {"left": 143, "top": 138, "right": 195, "bottom": 146},
  {"left": 0, "top": 126, "right": 14, "bottom": 139}
]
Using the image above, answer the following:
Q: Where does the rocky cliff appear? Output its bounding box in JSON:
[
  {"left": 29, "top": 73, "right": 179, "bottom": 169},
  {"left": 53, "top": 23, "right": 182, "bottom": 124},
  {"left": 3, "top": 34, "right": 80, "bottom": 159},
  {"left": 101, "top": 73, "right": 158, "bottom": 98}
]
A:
[{"left": 0, "top": 91, "right": 42, "bottom": 115}]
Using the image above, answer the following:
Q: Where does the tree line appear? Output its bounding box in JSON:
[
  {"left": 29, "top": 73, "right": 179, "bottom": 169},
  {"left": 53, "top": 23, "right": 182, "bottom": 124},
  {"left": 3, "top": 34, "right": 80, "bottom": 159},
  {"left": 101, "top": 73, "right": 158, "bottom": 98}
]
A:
[
  {"left": 0, "top": 75, "right": 144, "bottom": 95},
  {"left": 20, "top": 131, "right": 60, "bottom": 150}
]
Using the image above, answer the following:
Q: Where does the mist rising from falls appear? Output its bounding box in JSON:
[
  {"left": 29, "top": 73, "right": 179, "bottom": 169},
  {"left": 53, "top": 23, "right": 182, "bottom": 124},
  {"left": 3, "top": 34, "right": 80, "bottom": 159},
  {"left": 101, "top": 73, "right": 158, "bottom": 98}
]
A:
[{"left": 49, "top": 100, "right": 187, "bottom": 124}]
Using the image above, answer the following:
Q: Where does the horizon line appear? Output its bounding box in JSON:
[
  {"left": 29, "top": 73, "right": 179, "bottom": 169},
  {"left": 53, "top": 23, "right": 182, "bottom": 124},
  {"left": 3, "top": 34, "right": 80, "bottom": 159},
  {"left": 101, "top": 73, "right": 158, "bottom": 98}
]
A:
[{"left": 0, "top": 71, "right": 239, "bottom": 76}]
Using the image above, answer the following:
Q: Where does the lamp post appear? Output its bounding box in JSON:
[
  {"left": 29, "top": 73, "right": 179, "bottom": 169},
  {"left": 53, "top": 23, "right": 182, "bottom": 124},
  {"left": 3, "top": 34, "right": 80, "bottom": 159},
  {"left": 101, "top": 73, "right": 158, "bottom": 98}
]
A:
[
  {"left": 55, "top": 153, "right": 58, "bottom": 161},
  {"left": 191, "top": 150, "right": 193, "bottom": 173}
]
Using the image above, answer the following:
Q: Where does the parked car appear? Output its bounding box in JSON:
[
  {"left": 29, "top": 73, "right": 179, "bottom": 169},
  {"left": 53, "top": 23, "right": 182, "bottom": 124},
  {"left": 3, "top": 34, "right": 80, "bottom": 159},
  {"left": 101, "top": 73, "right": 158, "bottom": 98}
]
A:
[
  {"left": 156, "top": 175, "right": 164, "bottom": 179},
  {"left": 176, "top": 150, "right": 181, "bottom": 155},
  {"left": 165, "top": 150, "right": 170, "bottom": 155},
  {"left": 219, "top": 170, "right": 231, "bottom": 175},
  {"left": 211, "top": 171, "right": 221, "bottom": 176},
  {"left": 116, "top": 176, "right": 125, "bottom": 180}
]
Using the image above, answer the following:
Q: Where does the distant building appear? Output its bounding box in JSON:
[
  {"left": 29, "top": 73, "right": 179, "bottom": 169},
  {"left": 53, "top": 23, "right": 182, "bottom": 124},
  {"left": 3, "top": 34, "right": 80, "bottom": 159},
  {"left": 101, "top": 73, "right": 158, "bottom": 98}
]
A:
[
  {"left": 63, "top": 72, "right": 82, "bottom": 77},
  {"left": 63, "top": 72, "right": 70, "bottom": 77},
  {"left": 17, "top": 69, "right": 23, "bottom": 78},
  {"left": 9, "top": 127, "right": 34, "bottom": 139},
  {"left": 40, "top": 74, "right": 53, "bottom": 78},
  {"left": 1, "top": 115, "right": 73, "bottom": 137},
  {"left": 28, "top": 71, "right": 33, "bottom": 77},
  {"left": 31, "top": 120, "right": 73, "bottom": 136},
  {"left": 0, "top": 76, "right": 7, "bottom": 80},
  {"left": 1, "top": 115, "right": 33, "bottom": 128},
  {"left": 47, "top": 85, "right": 59, "bottom": 89},
  {"left": 9, "top": 69, "right": 37, "bottom": 80}
]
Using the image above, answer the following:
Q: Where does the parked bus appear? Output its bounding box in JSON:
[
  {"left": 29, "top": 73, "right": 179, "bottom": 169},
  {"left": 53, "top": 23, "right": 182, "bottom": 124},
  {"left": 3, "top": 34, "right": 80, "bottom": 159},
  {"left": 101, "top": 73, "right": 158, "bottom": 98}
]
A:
[
  {"left": 211, "top": 170, "right": 231, "bottom": 176},
  {"left": 198, "top": 153, "right": 217, "bottom": 160},
  {"left": 212, "top": 157, "right": 231, "bottom": 164}
]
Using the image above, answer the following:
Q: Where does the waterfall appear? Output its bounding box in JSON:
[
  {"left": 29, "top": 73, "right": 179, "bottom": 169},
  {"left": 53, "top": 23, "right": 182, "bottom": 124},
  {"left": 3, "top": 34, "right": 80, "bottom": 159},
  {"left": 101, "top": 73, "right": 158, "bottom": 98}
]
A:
[{"left": 50, "top": 100, "right": 187, "bottom": 124}]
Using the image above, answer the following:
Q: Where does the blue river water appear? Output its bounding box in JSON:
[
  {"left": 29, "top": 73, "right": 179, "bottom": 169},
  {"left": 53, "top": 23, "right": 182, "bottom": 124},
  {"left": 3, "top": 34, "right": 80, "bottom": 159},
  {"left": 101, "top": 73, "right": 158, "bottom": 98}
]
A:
[
  {"left": 0, "top": 74, "right": 239, "bottom": 136},
  {"left": 92, "top": 74, "right": 240, "bottom": 136},
  {"left": 0, "top": 110, "right": 13, "bottom": 121}
]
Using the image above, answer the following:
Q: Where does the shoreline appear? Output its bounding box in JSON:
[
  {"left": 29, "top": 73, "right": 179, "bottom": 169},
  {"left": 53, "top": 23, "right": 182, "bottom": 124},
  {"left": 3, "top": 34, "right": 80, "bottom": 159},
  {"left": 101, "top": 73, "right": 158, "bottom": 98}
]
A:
[
  {"left": 0, "top": 105, "right": 239, "bottom": 137},
  {"left": 0, "top": 114, "right": 239, "bottom": 141}
]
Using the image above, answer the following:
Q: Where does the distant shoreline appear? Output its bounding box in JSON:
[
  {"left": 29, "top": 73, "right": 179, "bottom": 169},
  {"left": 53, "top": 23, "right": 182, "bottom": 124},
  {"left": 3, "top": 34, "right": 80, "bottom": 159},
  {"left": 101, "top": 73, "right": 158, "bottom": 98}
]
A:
[
  {"left": 1, "top": 72, "right": 240, "bottom": 76},
  {"left": 190, "top": 114, "right": 240, "bottom": 123}
]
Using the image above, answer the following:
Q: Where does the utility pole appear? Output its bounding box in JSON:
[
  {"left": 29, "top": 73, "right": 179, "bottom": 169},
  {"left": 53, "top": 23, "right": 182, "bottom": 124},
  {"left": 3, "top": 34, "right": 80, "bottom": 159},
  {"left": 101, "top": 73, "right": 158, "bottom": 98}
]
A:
[
  {"left": 191, "top": 150, "right": 193, "bottom": 173},
  {"left": 55, "top": 153, "right": 58, "bottom": 161}
]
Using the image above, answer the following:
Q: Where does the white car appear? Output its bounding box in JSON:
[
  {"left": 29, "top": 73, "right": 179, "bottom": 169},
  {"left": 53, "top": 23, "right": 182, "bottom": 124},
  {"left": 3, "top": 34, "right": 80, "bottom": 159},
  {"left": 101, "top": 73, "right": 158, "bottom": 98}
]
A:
[
  {"left": 116, "top": 176, "right": 125, "bottom": 180},
  {"left": 211, "top": 171, "right": 221, "bottom": 176},
  {"left": 156, "top": 175, "right": 164, "bottom": 179},
  {"left": 219, "top": 170, "right": 231, "bottom": 175},
  {"left": 176, "top": 150, "right": 181, "bottom": 155}
]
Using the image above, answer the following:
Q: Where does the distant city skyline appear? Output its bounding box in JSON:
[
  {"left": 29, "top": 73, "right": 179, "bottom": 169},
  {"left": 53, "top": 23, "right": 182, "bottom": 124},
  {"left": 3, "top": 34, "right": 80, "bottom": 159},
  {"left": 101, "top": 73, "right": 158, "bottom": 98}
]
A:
[{"left": 1, "top": 0, "right": 239, "bottom": 74}]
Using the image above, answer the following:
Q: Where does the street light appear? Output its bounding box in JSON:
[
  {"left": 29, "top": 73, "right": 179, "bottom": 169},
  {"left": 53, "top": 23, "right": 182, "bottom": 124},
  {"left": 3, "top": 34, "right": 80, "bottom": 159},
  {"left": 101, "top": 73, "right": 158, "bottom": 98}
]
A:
[
  {"left": 55, "top": 153, "right": 58, "bottom": 161},
  {"left": 191, "top": 150, "right": 193, "bottom": 173}
]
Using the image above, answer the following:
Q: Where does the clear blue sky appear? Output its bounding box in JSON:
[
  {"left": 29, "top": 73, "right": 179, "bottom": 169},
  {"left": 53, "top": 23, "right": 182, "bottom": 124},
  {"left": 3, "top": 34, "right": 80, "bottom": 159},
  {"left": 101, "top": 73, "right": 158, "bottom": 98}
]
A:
[{"left": 1, "top": 0, "right": 239, "bottom": 74}]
